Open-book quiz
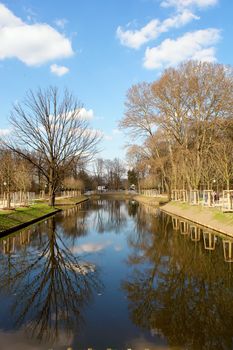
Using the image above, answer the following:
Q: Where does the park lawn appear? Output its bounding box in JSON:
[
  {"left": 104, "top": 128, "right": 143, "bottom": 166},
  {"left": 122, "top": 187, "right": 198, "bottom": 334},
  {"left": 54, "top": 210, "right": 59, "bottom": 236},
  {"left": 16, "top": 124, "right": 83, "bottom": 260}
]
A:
[
  {"left": 35, "top": 195, "right": 88, "bottom": 206},
  {"left": 54, "top": 195, "right": 88, "bottom": 205},
  {"left": 162, "top": 201, "right": 233, "bottom": 237},
  {"left": 133, "top": 195, "right": 169, "bottom": 207},
  {"left": 213, "top": 211, "right": 233, "bottom": 224},
  {"left": 0, "top": 204, "right": 58, "bottom": 233},
  {"left": 170, "top": 201, "right": 233, "bottom": 223}
]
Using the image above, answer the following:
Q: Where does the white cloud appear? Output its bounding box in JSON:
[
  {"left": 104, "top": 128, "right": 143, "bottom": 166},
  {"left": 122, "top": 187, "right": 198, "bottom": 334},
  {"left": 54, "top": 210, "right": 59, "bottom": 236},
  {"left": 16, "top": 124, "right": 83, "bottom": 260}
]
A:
[
  {"left": 161, "top": 0, "right": 218, "bottom": 9},
  {"left": 50, "top": 63, "right": 69, "bottom": 76},
  {"left": 143, "top": 28, "right": 220, "bottom": 69},
  {"left": 114, "top": 245, "right": 123, "bottom": 251},
  {"left": 116, "top": 10, "right": 198, "bottom": 49},
  {"left": 0, "top": 128, "right": 11, "bottom": 136},
  {"left": 160, "top": 9, "right": 199, "bottom": 31},
  {"left": 72, "top": 241, "right": 112, "bottom": 254},
  {"left": 104, "top": 135, "right": 113, "bottom": 141},
  {"left": 79, "top": 108, "right": 94, "bottom": 120},
  {"left": 0, "top": 3, "right": 22, "bottom": 27},
  {"left": 55, "top": 18, "right": 68, "bottom": 29},
  {"left": 62, "top": 108, "right": 94, "bottom": 120},
  {"left": 117, "top": 19, "right": 160, "bottom": 49},
  {"left": 103, "top": 128, "right": 124, "bottom": 141},
  {"left": 23, "top": 6, "right": 37, "bottom": 22},
  {"left": 0, "top": 3, "right": 73, "bottom": 66},
  {"left": 112, "top": 128, "right": 123, "bottom": 135}
]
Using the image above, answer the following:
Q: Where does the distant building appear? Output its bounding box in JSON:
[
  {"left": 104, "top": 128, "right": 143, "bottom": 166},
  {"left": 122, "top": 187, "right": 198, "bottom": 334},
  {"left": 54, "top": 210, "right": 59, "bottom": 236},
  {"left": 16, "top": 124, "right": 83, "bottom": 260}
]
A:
[{"left": 97, "top": 185, "right": 107, "bottom": 192}]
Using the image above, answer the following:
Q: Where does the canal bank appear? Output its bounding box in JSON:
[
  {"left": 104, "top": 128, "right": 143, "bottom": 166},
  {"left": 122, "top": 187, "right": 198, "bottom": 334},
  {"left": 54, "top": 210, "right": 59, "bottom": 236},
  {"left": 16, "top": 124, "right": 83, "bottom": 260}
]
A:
[
  {"left": 89, "top": 192, "right": 136, "bottom": 200},
  {"left": 132, "top": 195, "right": 233, "bottom": 237},
  {"left": 161, "top": 201, "right": 233, "bottom": 238},
  {"left": 0, "top": 196, "right": 88, "bottom": 237},
  {"left": 133, "top": 194, "right": 169, "bottom": 207}
]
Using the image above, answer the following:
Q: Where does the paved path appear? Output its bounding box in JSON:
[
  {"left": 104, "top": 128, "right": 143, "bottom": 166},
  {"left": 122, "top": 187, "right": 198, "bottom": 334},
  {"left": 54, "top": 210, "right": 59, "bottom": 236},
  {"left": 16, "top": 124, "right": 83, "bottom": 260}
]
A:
[{"left": 161, "top": 202, "right": 233, "bottom": 238}]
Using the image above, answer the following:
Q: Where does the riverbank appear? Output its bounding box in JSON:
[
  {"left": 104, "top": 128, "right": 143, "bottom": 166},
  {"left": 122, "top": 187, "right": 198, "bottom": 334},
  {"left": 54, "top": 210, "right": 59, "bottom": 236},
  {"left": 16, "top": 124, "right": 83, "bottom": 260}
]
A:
[
  {"left": 88, "top": 192, "right": 169, "bottom": 203},
  {"left": 0, "top": 196, "right": 89, "bottom": 236},
  {"left": 0, "top": 204, "right": 60, "bottom": 236},
  {"left": 161, "top": 201, "right": 233, "bottom": 237},
  {"left": 53, "top": 195, "right": 88, "bottom": 206},
  {"left": 89, "top": 192, "right": 136, "bottom": 200},
  {"left": 133, "top": 194, "right": 169, "bottom": 207},
  {"left": 35, "top": 195, "right": 88, "bottom": 206}
]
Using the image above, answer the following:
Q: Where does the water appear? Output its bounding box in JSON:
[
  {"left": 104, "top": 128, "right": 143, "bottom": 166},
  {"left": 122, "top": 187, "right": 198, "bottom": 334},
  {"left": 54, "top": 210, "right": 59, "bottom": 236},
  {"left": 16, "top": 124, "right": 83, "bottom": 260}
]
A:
[{"left": 0, "top": 199, "right": 233, "bottom": 350}]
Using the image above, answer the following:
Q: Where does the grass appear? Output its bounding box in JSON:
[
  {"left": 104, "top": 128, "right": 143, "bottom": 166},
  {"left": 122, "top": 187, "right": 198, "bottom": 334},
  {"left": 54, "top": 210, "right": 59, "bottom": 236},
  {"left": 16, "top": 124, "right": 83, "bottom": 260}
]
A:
[
  {"left": 54, "top": 195, "right": 88, "bottom": 205},
  {"left": 0, "top": 195, "right": 89, "bottom": 234},
  {"left": 0, "top": 203, "right": 58, "bottom": 232},
  {"left": 35, "top": 195, "right": 88, "bottom": 206},
  {"left": 133, "top": 194, "right": 169, "bottom": 207},
  {"left": 165, "top": 201, "right": 233, "bottom": 232},
  {"left": 213, "top": 211, "right": 233, "bottom": 224},
  {"left": 171, "top": 201, "right": 205, "bottom": 212}
]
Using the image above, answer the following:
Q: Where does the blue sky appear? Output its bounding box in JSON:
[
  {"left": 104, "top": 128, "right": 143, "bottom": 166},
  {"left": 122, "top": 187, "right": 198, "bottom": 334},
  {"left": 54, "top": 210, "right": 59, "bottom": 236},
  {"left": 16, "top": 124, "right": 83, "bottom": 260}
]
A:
[{"left": 0, "top": 0, "right": 232, "bottom": 160}]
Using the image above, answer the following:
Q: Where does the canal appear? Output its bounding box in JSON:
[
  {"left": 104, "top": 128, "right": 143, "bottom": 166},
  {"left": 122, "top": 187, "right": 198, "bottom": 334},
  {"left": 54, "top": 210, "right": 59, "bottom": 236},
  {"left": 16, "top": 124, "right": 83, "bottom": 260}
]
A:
[{"left": 0, "top": 199, "right": 233, "bottom": 350}]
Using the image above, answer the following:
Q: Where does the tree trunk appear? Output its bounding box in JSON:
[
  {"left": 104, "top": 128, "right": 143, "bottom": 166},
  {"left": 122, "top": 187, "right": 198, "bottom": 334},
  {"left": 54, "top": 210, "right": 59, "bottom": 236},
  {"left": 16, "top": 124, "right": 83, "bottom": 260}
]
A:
[
  {"left": 49, "top": 188, "right": 56, "bottom": 207},
  {"left": 7, "top": 190, "right": 11, "bottom": 209},
  {"left": 48, "top": 165, "right": 56, "bottom": 207},
  {"left": 168, "top": 143, "right": 176, "bottom": 189},
  {"left": 48, "top": 181, "right": 56, "bottom": 207}
]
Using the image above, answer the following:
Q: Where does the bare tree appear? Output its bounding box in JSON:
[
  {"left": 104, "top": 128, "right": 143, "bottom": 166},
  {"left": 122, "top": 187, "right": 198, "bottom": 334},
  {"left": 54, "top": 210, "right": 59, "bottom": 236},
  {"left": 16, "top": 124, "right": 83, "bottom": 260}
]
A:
[
  {"left": 2, "top": 87, "right": 101, "bottom": 206},
  {"left": 119, "top": 82, "right": 156, "bottom": 139},
  {"left": 93, "top": 158, "right": 105, "bottom": 186},
  {"left": 14, "top": 159, "right": 32, "bottom": 193},
  {"left": 212, "top": 138, "right": 233, "bottom": 190},
  {"left": 0, "top": 150, "right": 17, "bottom": 208},
  {"left": 63, "top": 176, "right": 84, "bottom": 191},
  {"left": 104, "top": 158, "right": 125, "bottom": 190},
  {"left": 152, "top": 61, "right": 233, "bottom": 189},
  {"left": 120, "top": 61, "right": 233, "bottom": 193}
]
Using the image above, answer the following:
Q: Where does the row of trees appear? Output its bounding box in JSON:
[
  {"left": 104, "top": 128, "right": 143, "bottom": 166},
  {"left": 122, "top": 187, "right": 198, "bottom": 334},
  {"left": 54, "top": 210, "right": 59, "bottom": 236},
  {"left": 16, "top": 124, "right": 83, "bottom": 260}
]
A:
[
  {"left": 0, "top": 86, "right": 140, "bottom": 207},
  {"left": 1, "top": 87, "right": 101, "bottom": 206},
  {"left": 120, "top": 61, "right": 233, "bottom": 195},
  {"left": 0, "top": 147, "right": 91, "bottom": 207},
  {"left": 0, "top": 150, "right": 33, "bottom": 207},
  {"left": 92, "top": 158, "right": 127, "bottom": 190},
  {"left": 0, "top": 148, "right": 132, "bottom": 208}
]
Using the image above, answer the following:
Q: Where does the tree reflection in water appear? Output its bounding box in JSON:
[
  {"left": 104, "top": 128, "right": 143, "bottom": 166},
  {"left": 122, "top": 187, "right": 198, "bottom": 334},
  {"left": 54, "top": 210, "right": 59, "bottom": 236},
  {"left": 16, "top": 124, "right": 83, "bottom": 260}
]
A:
[
  {"left": 57, "top": 200, "right": 127, "bottom": 236},
  {"left": 83, "top": 199, "right": 128, "bottom": 234},
  {"left": 0, "top": 217, "right": 102, "bottom": 346},
  {"left": 123, "top": 208, "right": 233, "bottom": 350},
  {"left": 56, "top": 204, "right": 90, "bottom": 239}
]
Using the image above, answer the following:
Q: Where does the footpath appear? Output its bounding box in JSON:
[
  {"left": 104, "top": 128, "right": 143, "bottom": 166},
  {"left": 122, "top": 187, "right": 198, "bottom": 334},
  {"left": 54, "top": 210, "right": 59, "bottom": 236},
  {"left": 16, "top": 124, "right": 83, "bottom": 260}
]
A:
[
  {"left": 132, "top": 195, "right": 233, "bottom": 237},
  {"left": 161, "top": 201, "right": 233, "bottom": 237}
]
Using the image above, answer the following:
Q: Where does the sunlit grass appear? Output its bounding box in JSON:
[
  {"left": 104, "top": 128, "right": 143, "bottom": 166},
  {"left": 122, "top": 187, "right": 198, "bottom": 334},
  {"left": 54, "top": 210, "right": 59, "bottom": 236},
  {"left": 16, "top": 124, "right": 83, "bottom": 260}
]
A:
[
  {"left": 168, "top": 201, "right": 233, "bottom": 225},
  {"left": 214, "top": 211, "right": 233, "bottom": 224},
  {"left": 55, "top": 195, "right": 87, "bottom": 205},
  {"left": 0, "top": 204, "right": 58, "bottom": 232}
]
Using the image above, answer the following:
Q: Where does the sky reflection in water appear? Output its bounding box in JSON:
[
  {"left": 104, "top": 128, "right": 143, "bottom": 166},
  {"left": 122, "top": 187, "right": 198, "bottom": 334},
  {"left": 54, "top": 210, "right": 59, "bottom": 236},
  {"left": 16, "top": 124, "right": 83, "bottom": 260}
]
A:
[{"left": 0, "top": 200, "right": 233, "bottom": 350}]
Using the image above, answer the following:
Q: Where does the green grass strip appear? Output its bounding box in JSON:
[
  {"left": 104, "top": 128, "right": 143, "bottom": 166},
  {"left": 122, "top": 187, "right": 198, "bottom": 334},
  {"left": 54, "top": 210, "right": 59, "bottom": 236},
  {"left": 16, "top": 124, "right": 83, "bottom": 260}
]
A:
[{"left": 0, "top": 204, "right": 57, "bottom": 232}]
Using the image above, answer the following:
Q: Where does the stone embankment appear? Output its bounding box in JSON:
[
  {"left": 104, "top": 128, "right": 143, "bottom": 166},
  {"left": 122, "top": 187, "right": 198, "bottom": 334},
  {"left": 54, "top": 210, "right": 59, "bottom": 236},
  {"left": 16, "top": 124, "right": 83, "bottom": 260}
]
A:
[
  {"left": 161, "top": 202, "right": 233, "bottom": 238},
  {"left": 132, "top": 195, "right": 233, "bottom": 237}
]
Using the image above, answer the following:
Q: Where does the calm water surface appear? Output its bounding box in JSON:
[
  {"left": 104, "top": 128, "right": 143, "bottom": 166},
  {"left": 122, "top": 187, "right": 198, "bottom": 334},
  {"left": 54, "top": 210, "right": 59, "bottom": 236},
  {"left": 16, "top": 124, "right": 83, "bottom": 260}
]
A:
[{"left": 0, "top": 200, "right": 233, "bottom": 350}]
